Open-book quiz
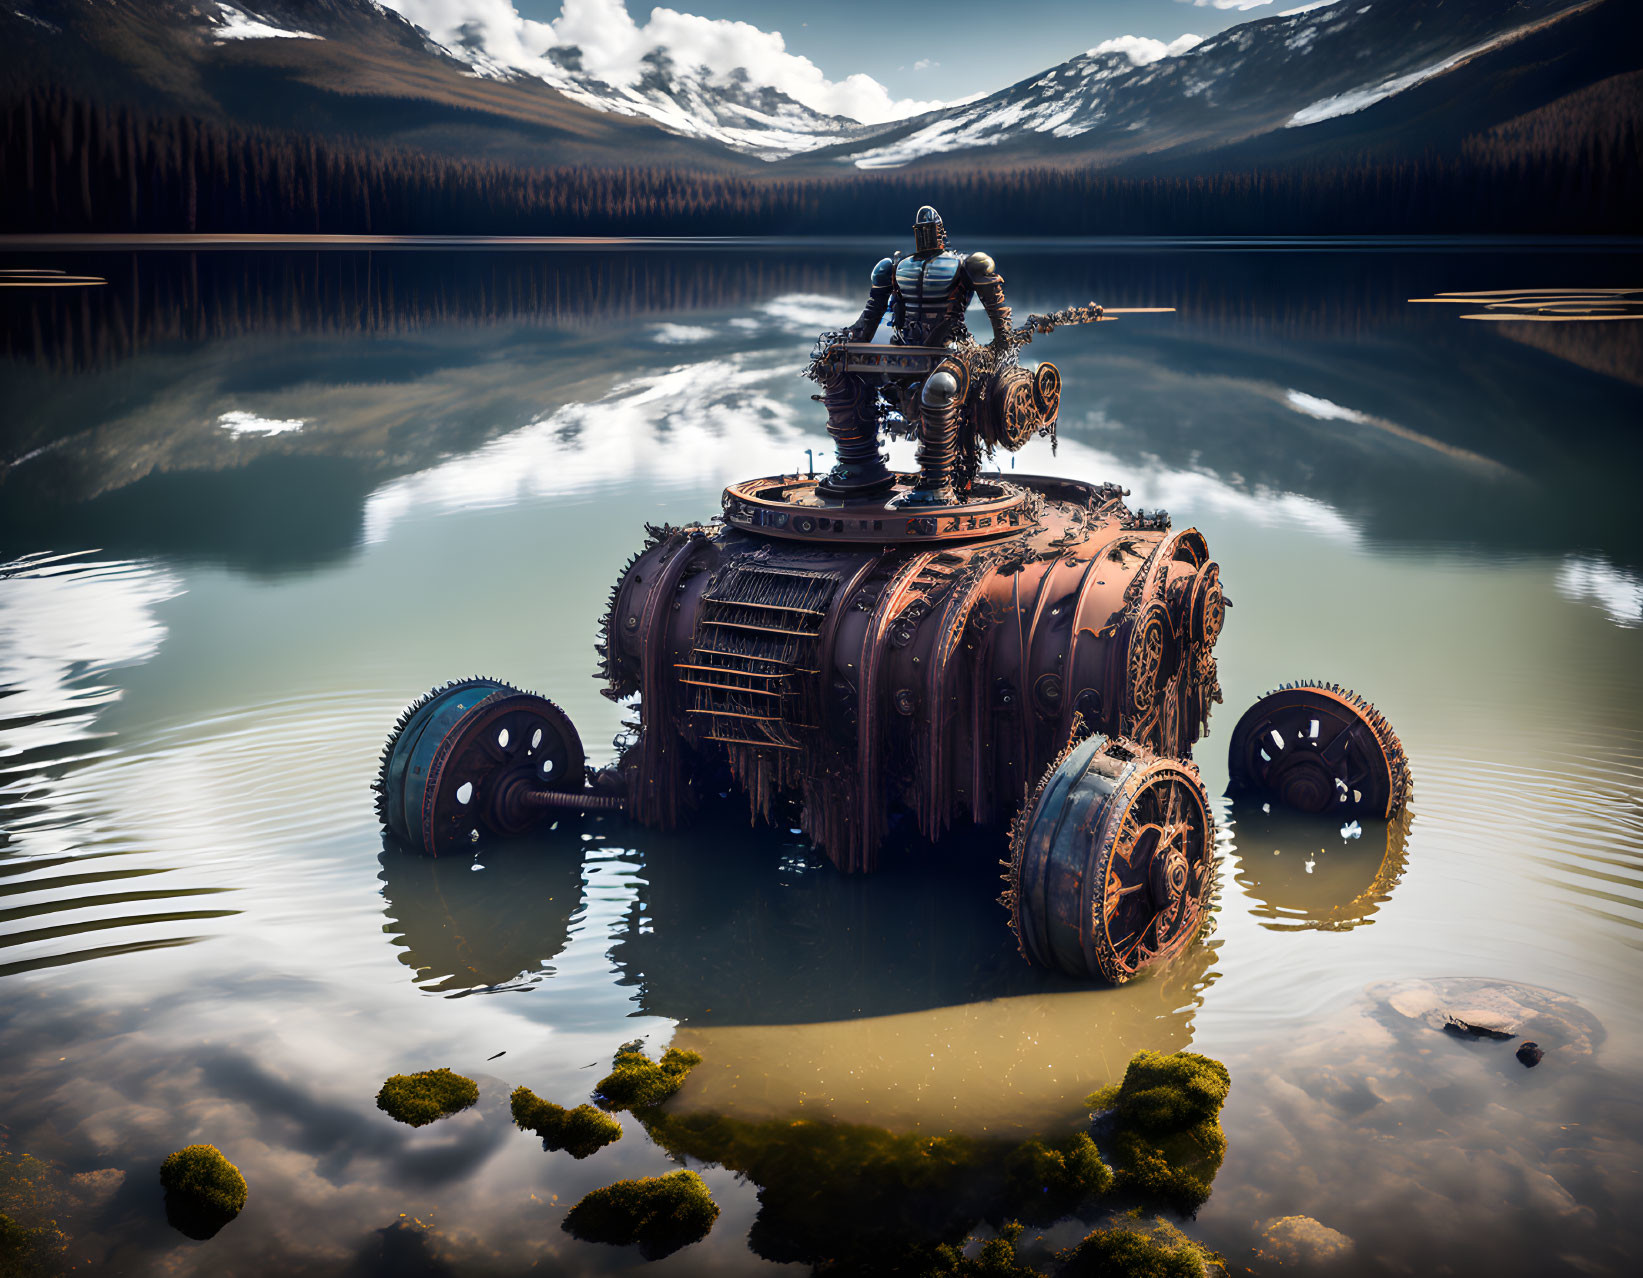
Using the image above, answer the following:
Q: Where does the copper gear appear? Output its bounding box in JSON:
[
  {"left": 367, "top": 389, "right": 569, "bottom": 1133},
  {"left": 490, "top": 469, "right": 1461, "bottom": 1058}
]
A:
[
  {"left": 1227, "top": 680, "right": 1409, "bottom": 819},
  {"left": 375, "top": 678, "right": 586, "bottom": 855}
]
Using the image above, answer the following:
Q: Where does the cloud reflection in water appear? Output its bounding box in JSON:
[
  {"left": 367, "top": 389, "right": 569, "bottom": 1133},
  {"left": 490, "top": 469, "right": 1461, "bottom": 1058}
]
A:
[
  {"left": 361, "top": 350, "right": 821, "bottom": 545},
  {"left": 1555, "top": 555, "right": 1643, "bottom": 628}
]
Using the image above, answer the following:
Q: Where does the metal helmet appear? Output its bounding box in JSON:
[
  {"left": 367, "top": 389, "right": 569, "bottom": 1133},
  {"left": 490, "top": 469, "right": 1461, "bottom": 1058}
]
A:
[{"left": 912, "top": 205, "right": 945, "bottom": 255}]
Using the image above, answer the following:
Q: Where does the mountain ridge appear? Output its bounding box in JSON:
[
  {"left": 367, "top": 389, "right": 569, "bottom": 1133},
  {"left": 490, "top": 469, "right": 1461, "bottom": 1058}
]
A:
[
  {"left": 2, "top": 0, "right": 1625, "bottom": 174},
  {"left": 785, "top": 0, "right": 1606, "bottom": 170},
  {"left": 0, "top": 0, "right": 1635, "bottom": 238}
]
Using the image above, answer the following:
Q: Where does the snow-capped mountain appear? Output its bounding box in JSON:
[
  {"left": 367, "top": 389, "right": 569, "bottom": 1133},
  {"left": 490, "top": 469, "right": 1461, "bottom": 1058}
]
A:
[
  {"left": 368, "top": 0, "right": 1602, "bottom": 166},
  {"left": 369, "top": 0, "right": 928, "bottom": 160},
  {"left": 802, "top": 0, "right": 1601, "bottom": 168},
  {"left": 440, "top": 35, "right": 868, "bottom": 161},
  {"left": 0, "top": 0, "right": 1618, "bottom": 170}
]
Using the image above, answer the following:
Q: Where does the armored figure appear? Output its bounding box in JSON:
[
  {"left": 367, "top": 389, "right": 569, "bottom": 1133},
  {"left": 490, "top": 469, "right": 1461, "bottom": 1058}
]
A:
[{"left": 819, "top": 205, "right": 1014, "bottom": 506}]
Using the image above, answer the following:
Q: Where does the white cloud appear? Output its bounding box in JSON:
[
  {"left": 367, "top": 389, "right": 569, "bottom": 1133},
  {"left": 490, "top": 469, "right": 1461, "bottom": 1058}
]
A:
[
  {"left": 1004, "top": 432, "right": 1362, "bottom": 546},
  {"left": 0, "top": 553, "right": 183, "bottom": 851},
  {"left": 650, "top": 323, "right": 714, "bottom": 344},
  {"left": 1284, "top": 390, "right": 1366, "bottom": 423},
  {"left": 361, "top": 339, "right": 822, "bottom": 543},
  {"left": 1086, "top": 33, "right": 1205, "bottom": 65},
  {"left": 754, "top": 292, "right": 864, "bottom": 333},
  {"left": 217, "top": 410, "right": 306, "bottom": 435},
  {"left": 377, "top": 1, "right": 945, "bottom": 123},
  {"left": 1179, "top": 0, "right": 1276, "bottom": 10},
  {"left": 1556, "top": 557, "right": 1643, "bottom": 628},
  {"left": 913, "top": 59, "right": 939, "bottom": 72}
]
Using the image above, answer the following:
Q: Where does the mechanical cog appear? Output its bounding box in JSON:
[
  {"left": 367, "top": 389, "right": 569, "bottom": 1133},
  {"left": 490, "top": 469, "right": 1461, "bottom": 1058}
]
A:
[
  {"left": 1003, "top": 733, "right": 1216, "bottom": 983},
  {"left": 373, "top": 677, "right": 509, "bottom": 825},
  {"left": 375, "top": 678, "right": 588, "bottom": 854},
  {"left": 1227, "top": 680, "right": 1409, "bottom": 819}
]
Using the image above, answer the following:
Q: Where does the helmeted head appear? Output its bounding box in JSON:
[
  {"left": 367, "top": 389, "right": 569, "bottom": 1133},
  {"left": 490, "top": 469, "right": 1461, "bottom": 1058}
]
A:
[{"left": 912, "top": 205, "right": 945, "bottom": 255}]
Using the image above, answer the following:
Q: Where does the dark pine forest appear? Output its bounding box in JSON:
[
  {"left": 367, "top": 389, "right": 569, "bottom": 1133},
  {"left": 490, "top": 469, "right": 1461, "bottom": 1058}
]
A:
[{"left": 2, "top": 86, "right": 1639, "bottom": 238}]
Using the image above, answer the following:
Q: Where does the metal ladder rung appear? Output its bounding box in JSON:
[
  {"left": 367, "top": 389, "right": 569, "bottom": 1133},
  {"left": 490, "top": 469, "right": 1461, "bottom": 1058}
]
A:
[
  {"left": 688, "top": 648, "right": 791, "bottom": 664},
  {"left": 681, "top": 679, "right": 782, "bottom": 697},
  {"left": 674, "top": 663, "right": 788, "bottom": 679},
  {"left": 702, "top": 599, "right": 828, "bottom": 617},
  {"left": 701, "top": 619, "right": 822, "bottom": 639},
  {"left": 704, "top": 734, "right": 801, "bottom": 751}
]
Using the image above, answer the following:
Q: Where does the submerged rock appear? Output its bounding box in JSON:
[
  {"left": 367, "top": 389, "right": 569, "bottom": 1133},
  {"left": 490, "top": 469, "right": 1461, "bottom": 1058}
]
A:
[
  {"left": 510, "top": 1086, "right": 623, "bottom": 1158},
  {"left": 1257, "top": 1215, "right": 1354, "bottom": 1267},
  {"left": 351, "top": 1217, "right": 459, "bottom": 1275},
  {"left": 1443, "top": 1013, "right": 1518, "bottom": 1040},
  {"left": 562, "top": 1168, "right": 719, "bottom": 1258},
  {"left": 1373, "top": 978, "right": 1602, "bottom": 1058},
  {"left": 376, "top": 1068, "right": 479, "bottom": 1127}
]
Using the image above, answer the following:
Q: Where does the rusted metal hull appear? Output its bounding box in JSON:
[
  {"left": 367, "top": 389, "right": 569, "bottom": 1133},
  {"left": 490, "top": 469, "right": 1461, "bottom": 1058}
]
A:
[{"left": 599, "top": 474, "right": 1225, "bottom": 873}]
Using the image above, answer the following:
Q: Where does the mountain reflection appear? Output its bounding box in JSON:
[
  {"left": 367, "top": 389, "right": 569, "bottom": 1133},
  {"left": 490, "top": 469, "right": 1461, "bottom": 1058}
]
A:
[{"left": 4, "top": 245, "right": 1640, "bottom": 576}]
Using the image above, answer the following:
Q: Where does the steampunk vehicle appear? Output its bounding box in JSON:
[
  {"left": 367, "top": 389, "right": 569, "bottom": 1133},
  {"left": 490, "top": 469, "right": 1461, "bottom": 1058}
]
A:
[{"left": 373, "top": 208, "right": 1409, "bottom": 984}]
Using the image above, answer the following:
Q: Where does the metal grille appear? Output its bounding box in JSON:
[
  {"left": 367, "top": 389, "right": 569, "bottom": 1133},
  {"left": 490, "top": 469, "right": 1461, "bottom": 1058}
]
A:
[{"left": 681, "top": 564, "right": 840, "bottom": 751}]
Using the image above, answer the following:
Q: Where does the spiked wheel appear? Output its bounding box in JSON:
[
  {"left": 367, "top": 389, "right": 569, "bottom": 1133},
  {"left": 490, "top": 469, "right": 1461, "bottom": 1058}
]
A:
[
  {"left": 1003, "top": 736, "right": 1216, "bottom": 982},
  {"left": 1227, "top": 681, "right": 1409, "bottom": 819},
  {"left": 375, "top": 679, "right": 585, "bottom": 855}
]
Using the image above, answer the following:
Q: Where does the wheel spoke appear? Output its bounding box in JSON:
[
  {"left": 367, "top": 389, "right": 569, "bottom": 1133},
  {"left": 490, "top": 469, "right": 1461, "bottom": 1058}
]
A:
[
  {"left": 1118, "top": 911, "right": 1163, "bottom": 966},
  {"left": 1228, "top": 684, "right": 1407, "bottom": 820},
  {"left": 1164, "top": 777, "right": 1182, "bottom": 833},
  {"left": 1104, "top": 881, "right": 1146, "bottom": 921}
]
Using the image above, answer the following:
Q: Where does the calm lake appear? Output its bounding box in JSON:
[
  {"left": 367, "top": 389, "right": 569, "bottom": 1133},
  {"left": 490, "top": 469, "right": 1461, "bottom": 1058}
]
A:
[{"left": 1, "top": 240, "right": 1640, "bottom": 1276}]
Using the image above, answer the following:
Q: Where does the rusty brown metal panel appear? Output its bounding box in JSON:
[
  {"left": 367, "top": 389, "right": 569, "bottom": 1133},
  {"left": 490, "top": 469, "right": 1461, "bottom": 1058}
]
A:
[{"left": 597, "top": 474, "right": 1225, "bottom": 874}]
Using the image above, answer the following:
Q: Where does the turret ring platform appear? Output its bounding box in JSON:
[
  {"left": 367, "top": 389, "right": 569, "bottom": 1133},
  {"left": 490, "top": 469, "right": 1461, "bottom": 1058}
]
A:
[{"left": 722, "top": 474, "right": 1035, "bottom": 544}]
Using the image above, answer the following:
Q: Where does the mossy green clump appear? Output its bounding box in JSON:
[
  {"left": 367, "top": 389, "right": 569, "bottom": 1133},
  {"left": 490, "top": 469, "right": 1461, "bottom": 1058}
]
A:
[
  {"left": 2, "top": 1151, "right": 72, "bottom": 1272},
  {"left": 561, "top": 1168, "right": 719, "bottom": 1258},
  {"left": 0, "top": 1210, "right": 68, "bottom": 1278},
  {"left": 1085, "top": 1053, "right": 1231, "bottom": 1214},
  {"left": 510, "top": 1086, "right": 623, "bottom": 1159},
  {"left": 1058, "top": 1215, "right": 1222, "bottom": 1278},
  {"left": 158, "top": 1144, "right": 248, "bottom": 1218},
  {"left": 1087, "top": 1053, "right": 1229, "bottom": 1135},
  {"left": 376, "top": 1068, "right": 479, "bottom": 1127},
  {"left": 646, "top": 1109, "right": 992, "bottom": 1269},
  {"left": 591, "top": 1046, "right": 1233, "bottom": 1273},
  {"left": 1107, "top": 1129, "right": 1224, "bottom": 1214},
  {"left": 1002, "top": 1134, "right": 1113, "bottom": 1224},
  {"left": 593, "top": 1040, "right": 702, "bottom": 1112},
  {"left": 924, "top": 1221, "right": 1039, "bottom": 1277}
]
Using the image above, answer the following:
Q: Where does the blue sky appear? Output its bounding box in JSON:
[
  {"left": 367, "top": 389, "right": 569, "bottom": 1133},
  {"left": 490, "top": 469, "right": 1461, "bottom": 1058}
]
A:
[{"left": 500, "top": 1, "right": 1281, "bottom": 103}]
